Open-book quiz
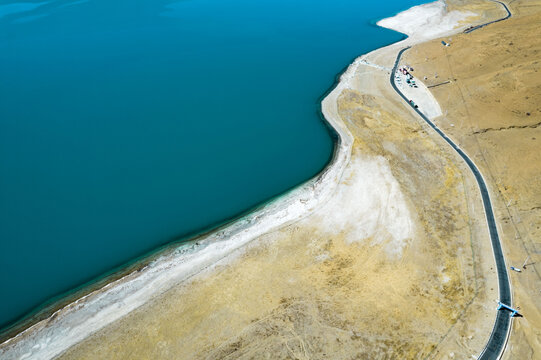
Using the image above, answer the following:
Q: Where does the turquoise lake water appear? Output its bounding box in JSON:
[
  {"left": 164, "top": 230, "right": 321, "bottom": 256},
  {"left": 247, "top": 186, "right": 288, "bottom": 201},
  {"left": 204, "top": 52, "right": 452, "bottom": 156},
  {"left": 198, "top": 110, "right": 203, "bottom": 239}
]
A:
[{"left": 0, "top": 0, "right": 422, "bottom": 331}]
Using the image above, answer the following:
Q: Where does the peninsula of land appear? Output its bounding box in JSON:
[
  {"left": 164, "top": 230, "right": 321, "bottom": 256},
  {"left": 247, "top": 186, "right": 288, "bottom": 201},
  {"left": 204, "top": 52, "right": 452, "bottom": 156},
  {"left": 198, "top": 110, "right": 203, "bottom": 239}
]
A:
[{"left": 2, "top": 0, "right": 540, "bottom": 359}]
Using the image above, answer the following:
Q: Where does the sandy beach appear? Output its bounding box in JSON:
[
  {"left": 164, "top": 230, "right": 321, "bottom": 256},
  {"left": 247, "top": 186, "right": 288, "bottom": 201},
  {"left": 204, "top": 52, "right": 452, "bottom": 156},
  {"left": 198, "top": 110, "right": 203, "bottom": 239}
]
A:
[{"left": 0, "top": 0, "right": 525, "bottom": 359}]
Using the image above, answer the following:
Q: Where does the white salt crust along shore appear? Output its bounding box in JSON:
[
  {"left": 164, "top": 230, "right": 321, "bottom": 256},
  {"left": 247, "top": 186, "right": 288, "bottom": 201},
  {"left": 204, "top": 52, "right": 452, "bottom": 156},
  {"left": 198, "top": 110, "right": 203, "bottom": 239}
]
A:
[
  {"left": 0, "top": 1, "right": 476, "bottom": 359},
  {"left": 313, "top": 155, "right": 414, "bottom": 258},
  {"left": 377, "top": 0, "right": 475, "bottom": 42}
]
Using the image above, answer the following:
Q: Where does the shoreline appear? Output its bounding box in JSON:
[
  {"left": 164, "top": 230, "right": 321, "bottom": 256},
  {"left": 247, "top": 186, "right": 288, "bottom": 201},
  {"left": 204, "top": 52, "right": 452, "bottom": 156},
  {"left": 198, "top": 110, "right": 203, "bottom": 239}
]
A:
[
  {"left": 0, "top": 107, "right": 352, "bottom": 359},
  {"left": 0, "top": 106, "right": 344, "bottom": 346},
  {"left": 0, "top": 1, "right": 484, "bottom": 358}
]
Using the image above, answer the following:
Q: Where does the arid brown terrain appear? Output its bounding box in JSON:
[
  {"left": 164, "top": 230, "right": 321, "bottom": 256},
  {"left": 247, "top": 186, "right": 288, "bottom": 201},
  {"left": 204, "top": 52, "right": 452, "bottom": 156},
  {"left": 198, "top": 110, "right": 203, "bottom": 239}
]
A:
[{"left": 404, "top": 0, "right": 541, "bottom": 357}]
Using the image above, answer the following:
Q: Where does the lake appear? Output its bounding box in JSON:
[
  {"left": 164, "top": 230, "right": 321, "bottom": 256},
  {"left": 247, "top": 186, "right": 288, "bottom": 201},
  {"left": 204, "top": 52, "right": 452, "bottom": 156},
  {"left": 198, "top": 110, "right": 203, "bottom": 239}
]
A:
[{"left": 0, "top": 0, "right": 421, "bottom": 331}]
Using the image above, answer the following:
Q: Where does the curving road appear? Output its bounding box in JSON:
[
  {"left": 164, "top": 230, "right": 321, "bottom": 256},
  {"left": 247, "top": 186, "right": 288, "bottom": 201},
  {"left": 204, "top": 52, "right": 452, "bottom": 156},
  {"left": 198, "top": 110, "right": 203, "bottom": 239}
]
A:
[
  {"left": 464, "top": 0, "right": 511, "bottom": 33},
  {"left": 390, "top": 45, "right": 512, "bottom": 360},
  {"left": 389, "top": 3, "right": 514, "bottom": 358}
]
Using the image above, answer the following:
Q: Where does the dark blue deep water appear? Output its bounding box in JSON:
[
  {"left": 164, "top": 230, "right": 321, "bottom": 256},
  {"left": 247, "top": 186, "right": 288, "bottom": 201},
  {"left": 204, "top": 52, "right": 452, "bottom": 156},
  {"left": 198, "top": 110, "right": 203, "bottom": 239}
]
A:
[{"left": 0, "top": 0, "right": 422, "bottom": 330}]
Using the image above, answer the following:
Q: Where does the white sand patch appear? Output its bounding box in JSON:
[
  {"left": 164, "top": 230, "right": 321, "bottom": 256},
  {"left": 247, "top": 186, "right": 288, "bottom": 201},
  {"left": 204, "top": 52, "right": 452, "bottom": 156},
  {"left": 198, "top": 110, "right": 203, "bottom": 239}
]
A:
[
  {"left": 377, "top": 0, "right": 476, "bottom": 42},
  {"left": 314, "top": 156, "right": 414, "bottom": 257},
  {"left": 394, "top": 70, "right": 443, "bottom": 119},
  {"left": 358, "top": 59, "right": 392, "bottom": 72}
]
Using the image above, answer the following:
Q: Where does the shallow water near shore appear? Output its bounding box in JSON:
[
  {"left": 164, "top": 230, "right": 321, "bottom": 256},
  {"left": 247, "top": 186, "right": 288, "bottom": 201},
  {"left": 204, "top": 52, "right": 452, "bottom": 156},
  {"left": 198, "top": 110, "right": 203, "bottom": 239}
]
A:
[{"left": 0, "top": 0, "right": 423, "bottom": 331}]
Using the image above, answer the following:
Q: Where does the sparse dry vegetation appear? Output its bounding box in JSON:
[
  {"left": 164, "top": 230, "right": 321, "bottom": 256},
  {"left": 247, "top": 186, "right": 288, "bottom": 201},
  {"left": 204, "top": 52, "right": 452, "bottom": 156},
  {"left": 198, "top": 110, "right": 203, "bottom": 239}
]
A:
[
  {"left": 405, "top": 0, "right": 541, "bottom": 357},
  {"left": 59, "top": 40, "right": 493, "bottom": 360}
]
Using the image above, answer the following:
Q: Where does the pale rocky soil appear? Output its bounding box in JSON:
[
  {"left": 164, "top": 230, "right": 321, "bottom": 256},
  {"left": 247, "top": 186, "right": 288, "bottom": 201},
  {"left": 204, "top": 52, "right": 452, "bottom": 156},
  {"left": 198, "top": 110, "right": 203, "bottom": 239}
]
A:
[
  {"left": 55, "top": 1, "right": 527, "bottom": 359},
  {"left": 403, "top": 0, "right": 541, "bottom": 357}
]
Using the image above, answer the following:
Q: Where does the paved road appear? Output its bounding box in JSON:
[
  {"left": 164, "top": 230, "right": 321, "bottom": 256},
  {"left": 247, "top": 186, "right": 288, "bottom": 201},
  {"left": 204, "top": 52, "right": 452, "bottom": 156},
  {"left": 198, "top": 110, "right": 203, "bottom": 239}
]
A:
[
  {"left": 390, "top": 45, "right": 512, "bottom": 359},
  {"left": 464, "top": 0, "right": 511, "bottom": 33}
]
